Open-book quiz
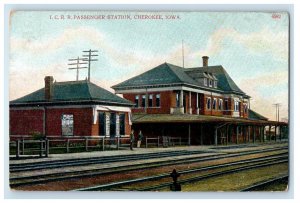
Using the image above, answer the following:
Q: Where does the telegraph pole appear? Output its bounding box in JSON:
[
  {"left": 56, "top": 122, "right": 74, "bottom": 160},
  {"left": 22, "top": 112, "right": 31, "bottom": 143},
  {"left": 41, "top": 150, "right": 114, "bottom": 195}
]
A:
[
  {"left": 68, "top": 57, "right": 88, "bottom": 81},
  {"left": 182, "top": 40, "right": 185, "bottom": 68},
  {"left": 82, "top": 49, "right": 98, "bottom": 82},
  {"left": 272, "top": 103, "right": 282, "bottom": 122}
]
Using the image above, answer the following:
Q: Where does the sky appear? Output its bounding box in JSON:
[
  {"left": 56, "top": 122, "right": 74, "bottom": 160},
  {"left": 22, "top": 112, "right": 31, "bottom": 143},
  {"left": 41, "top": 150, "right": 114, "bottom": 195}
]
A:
[{"left": 9, "top": 11, "right": 289, "bottom": 121}]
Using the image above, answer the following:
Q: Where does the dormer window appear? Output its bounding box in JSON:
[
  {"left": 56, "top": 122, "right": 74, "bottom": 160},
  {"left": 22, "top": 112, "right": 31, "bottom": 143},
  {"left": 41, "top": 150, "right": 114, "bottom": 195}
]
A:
[
  {"left": 204, "top": 78, "right": 208, "bottom": 86},
  {"left": 214, "top": 81, "right": 217, "bottom": 88},
  {"left": 209, "top": 79, "right": 213, "bottom": 87}
]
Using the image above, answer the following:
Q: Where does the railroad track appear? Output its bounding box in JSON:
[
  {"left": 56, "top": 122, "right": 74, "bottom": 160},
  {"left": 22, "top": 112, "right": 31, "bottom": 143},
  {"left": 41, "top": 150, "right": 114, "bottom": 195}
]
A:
[
  {"left": 74, "top": 154, "right": 288, "bottom": 191},
  {"left": 240, "top": 175, "right": 289, "bottom": 191},
  {"left": 10, "top": 145, "right": 287, "bottom": 173},
  {"left": 10, "top": 146, "right": 288, "bottom": 188},
  {"left": 10, "top": 150, "right": 208, "bottom": 172}
]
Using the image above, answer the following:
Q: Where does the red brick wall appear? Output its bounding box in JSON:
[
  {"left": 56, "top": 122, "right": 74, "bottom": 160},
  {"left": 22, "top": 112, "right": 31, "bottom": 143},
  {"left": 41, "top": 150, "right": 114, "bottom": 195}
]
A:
[
  {"left": 241, "top": 102, "right": 249, "bottom": 118},
  {"left": 10, "top": 107, "right": 132, "bottom": 138},
  {"left": 91, "top": 120, "right": 99, "bottom": 136},
  {"left": 46, "top": 107, "right": 93, "bottom": 136},
  {"left": 10, "top": 109, "right": 44, "bottom": 135},
  {"left": 125, "top": 112, "right": 131, "bottom": 135},
  {"left": 123, "top": 91, "right": 173, "bottom": 114},
  {"left": 202, "top": 94, "right": 224, "bottom": 116},
  {"left": 191, "top": 92, "right": 197, "bottom": 114},
  {"left": 223, "top": 98, "right": 233, "bottom": 116}
]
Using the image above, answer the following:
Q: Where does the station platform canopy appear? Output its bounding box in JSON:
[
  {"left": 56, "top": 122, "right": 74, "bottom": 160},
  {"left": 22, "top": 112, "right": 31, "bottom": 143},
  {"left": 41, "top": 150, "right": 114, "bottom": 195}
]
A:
[{"left": 132, "top": 113, "right": 288, "bottom": 126}]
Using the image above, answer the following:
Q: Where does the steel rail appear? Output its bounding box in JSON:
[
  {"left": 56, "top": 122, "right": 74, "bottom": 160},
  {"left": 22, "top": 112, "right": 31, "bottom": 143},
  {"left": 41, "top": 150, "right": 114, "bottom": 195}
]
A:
[
  {"left": 10, "top": 146, "right": 288, "bottom": 173},
  {"left": 240, "top": 175, "right": 288, "bottom": 191},
  {"left": 74, "top": 155, "right": 288, "bottom": 191},
  {"left": 10, "top": 151, "right": 288, "bottom": 188}
]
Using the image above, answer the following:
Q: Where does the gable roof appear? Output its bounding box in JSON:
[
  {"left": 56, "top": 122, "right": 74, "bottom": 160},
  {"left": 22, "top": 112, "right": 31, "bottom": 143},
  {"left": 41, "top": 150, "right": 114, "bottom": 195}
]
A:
[
  {"left": 112, "top": 62, "right": 247, "bottom": 96},
  {"left": 10, "top": 80, "right": 133, "bottom": 107}
]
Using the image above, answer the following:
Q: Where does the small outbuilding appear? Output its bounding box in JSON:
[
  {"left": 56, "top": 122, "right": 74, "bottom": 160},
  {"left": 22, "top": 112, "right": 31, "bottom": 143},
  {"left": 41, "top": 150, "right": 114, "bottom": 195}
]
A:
[{"left": 10, "top": 76, "right": 134, "bottom": 138}]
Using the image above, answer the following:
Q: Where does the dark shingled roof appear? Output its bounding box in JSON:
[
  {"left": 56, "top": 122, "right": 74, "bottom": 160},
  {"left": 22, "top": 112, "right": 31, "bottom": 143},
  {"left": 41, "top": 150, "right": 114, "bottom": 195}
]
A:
[
  {"left": 185, "top": 66, "right": 245, "bottom": 94},
  {"left": 112, "top": 63, "right": 199, "bottom": 88},
  {"left": 112, "top": 62, "right": 247, "bottom": 96},
  {"left": 248, "top": 109, "right": 268, "bottom": 121},
  {"left": 10, "top": 80, "right": 133, "bottom": 107},
  {"left": 132, "top": 113, "right": 271, "bottom": 124}
]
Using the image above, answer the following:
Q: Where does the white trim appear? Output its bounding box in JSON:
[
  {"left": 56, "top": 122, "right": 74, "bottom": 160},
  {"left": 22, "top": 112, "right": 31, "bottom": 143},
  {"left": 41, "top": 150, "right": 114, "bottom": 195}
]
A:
[
  {"left": 94, "top": 105, "right": 131, "bottom": 113},
  {"left": 182, "top": 86, "right": 223, "bottom": 96},
  {"left": 115, "top": 86, "right": 182, "bottom": 93},
  {"left": 233, "top": 112, "right": 240, "bottom": 117},
  {"left": 115, "top": 85, "right": 224, "bottom": 96},
  {"left": 92, "top": 105, "right": 131, "bottom": 124}
]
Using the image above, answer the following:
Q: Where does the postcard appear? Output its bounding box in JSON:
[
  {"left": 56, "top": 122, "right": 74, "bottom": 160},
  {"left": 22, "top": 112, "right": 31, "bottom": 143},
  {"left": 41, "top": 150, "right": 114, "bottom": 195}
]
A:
[{"left": 8, "top": 10, "right": 289, "bottom": 192}]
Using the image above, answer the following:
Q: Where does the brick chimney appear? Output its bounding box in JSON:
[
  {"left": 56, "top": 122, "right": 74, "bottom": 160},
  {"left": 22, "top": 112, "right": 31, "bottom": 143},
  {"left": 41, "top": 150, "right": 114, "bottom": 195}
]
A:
[
  {"left": 202, "top": 56, "right": 209, "bottom": 67},
  {"left": 44, "top": 76, "right": 54, "bottom": 101}
]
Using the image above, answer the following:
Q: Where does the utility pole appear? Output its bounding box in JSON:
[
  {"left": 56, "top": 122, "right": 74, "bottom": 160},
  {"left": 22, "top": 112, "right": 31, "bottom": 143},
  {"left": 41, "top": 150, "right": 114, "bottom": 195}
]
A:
[
  {"left": 272, "top": 103, "right": 282, "bottom": 122},
  {"left": 82, "top": 49, "right": 98, "bottom": 82},
  {"left": 68, "top": 57, "right": 88, "bottom": 81},
  {"left": 182, "top": 40, "right": 185, "bottom": 68}
]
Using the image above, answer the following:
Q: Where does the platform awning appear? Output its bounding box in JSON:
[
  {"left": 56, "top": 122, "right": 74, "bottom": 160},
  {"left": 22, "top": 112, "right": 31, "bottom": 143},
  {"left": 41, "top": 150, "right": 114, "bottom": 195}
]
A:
[{"left": 132, "top": 114, "right": 288, "bottom": 126}]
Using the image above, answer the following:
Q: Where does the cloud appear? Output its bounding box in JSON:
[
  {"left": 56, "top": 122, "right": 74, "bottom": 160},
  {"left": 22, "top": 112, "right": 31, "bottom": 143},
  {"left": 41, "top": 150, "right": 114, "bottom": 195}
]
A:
[
  {"left": 201, "top": 28, "right": 288, "bottom": 61},
  {"left": 238, "top": 70, "right": 288, "bottom": 121},
  {"left": 10, "top": 25, "right": 288, "bottom": 122},
  {"left": 9, "top": 26, "right": 190, "bottom": 100},
  {"left": 9, "top": 61, "right": 73, "bottom": 101}
]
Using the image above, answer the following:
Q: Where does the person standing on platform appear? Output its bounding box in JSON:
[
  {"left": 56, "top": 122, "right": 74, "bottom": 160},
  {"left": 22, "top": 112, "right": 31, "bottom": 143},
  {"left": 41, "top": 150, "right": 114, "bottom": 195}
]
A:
[
  {"left": 137, "top": 130, "right": 143, "bottom": 148},
  {"left": 130, "top": 129, "right": 135, "bottom": 150}
]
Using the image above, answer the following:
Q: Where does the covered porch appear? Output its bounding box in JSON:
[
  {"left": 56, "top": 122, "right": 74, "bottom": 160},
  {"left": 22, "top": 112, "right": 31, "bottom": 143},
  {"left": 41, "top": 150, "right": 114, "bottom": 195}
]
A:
[{"left": 132, "top": 114, "right": 288, "bottom": 146}]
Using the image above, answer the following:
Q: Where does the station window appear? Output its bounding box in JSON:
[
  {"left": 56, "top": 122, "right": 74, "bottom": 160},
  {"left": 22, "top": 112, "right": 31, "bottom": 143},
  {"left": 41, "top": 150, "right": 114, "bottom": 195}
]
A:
[
  {"left": 119, "top": 113, "right": 125, "bottom": 135},
  {"left": 61, "top": 114, "right": 74, "bottom": 136},
  {"left": 225, "top": 100, "right": 229, "bottom": 110},
  {"left": 134, "top": 95, "right": 139, "bottom": 107},
  {"left": 219, "top": 99, "right": 223, "bottom": 110},
  {"left": 110, "top": 113, "right": 116, "bottom": 137},
  {"left": 206, "top": 97, "right": 211, "bottom": 109},
  {"left": 142, "top": 95, "right": 146, "bottom": 107},
  {"left": 234, "top": 100, "right": 240, "bottom": 112},
  {"left": 156, "top": 94, "right": 161, "bottom": 107},
  {"left": 213, "top": 98, "right": 217, "bottom": 110},
  {"left": 148, "top": 94, "right": 153, "bottom": 107},
  {"left": 99, "top": 112, "right": 106, "bottom": 136}
]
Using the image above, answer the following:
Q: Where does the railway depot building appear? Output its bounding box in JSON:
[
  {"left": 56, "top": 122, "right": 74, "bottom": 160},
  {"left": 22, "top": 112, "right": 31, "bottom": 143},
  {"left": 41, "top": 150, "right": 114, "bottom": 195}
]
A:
[
  {"left": 112, "top": 56, "right": 288, "bottom": 145},
  {"left": 10, "top": 76, "right": 134, "bottom": 138}
]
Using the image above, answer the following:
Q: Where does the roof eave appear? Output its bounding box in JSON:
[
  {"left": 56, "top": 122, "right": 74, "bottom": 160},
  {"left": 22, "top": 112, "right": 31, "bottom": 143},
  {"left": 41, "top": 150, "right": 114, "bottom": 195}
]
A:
[{"left": 10, "top": 99, "right": 134, "bottom": 108}]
